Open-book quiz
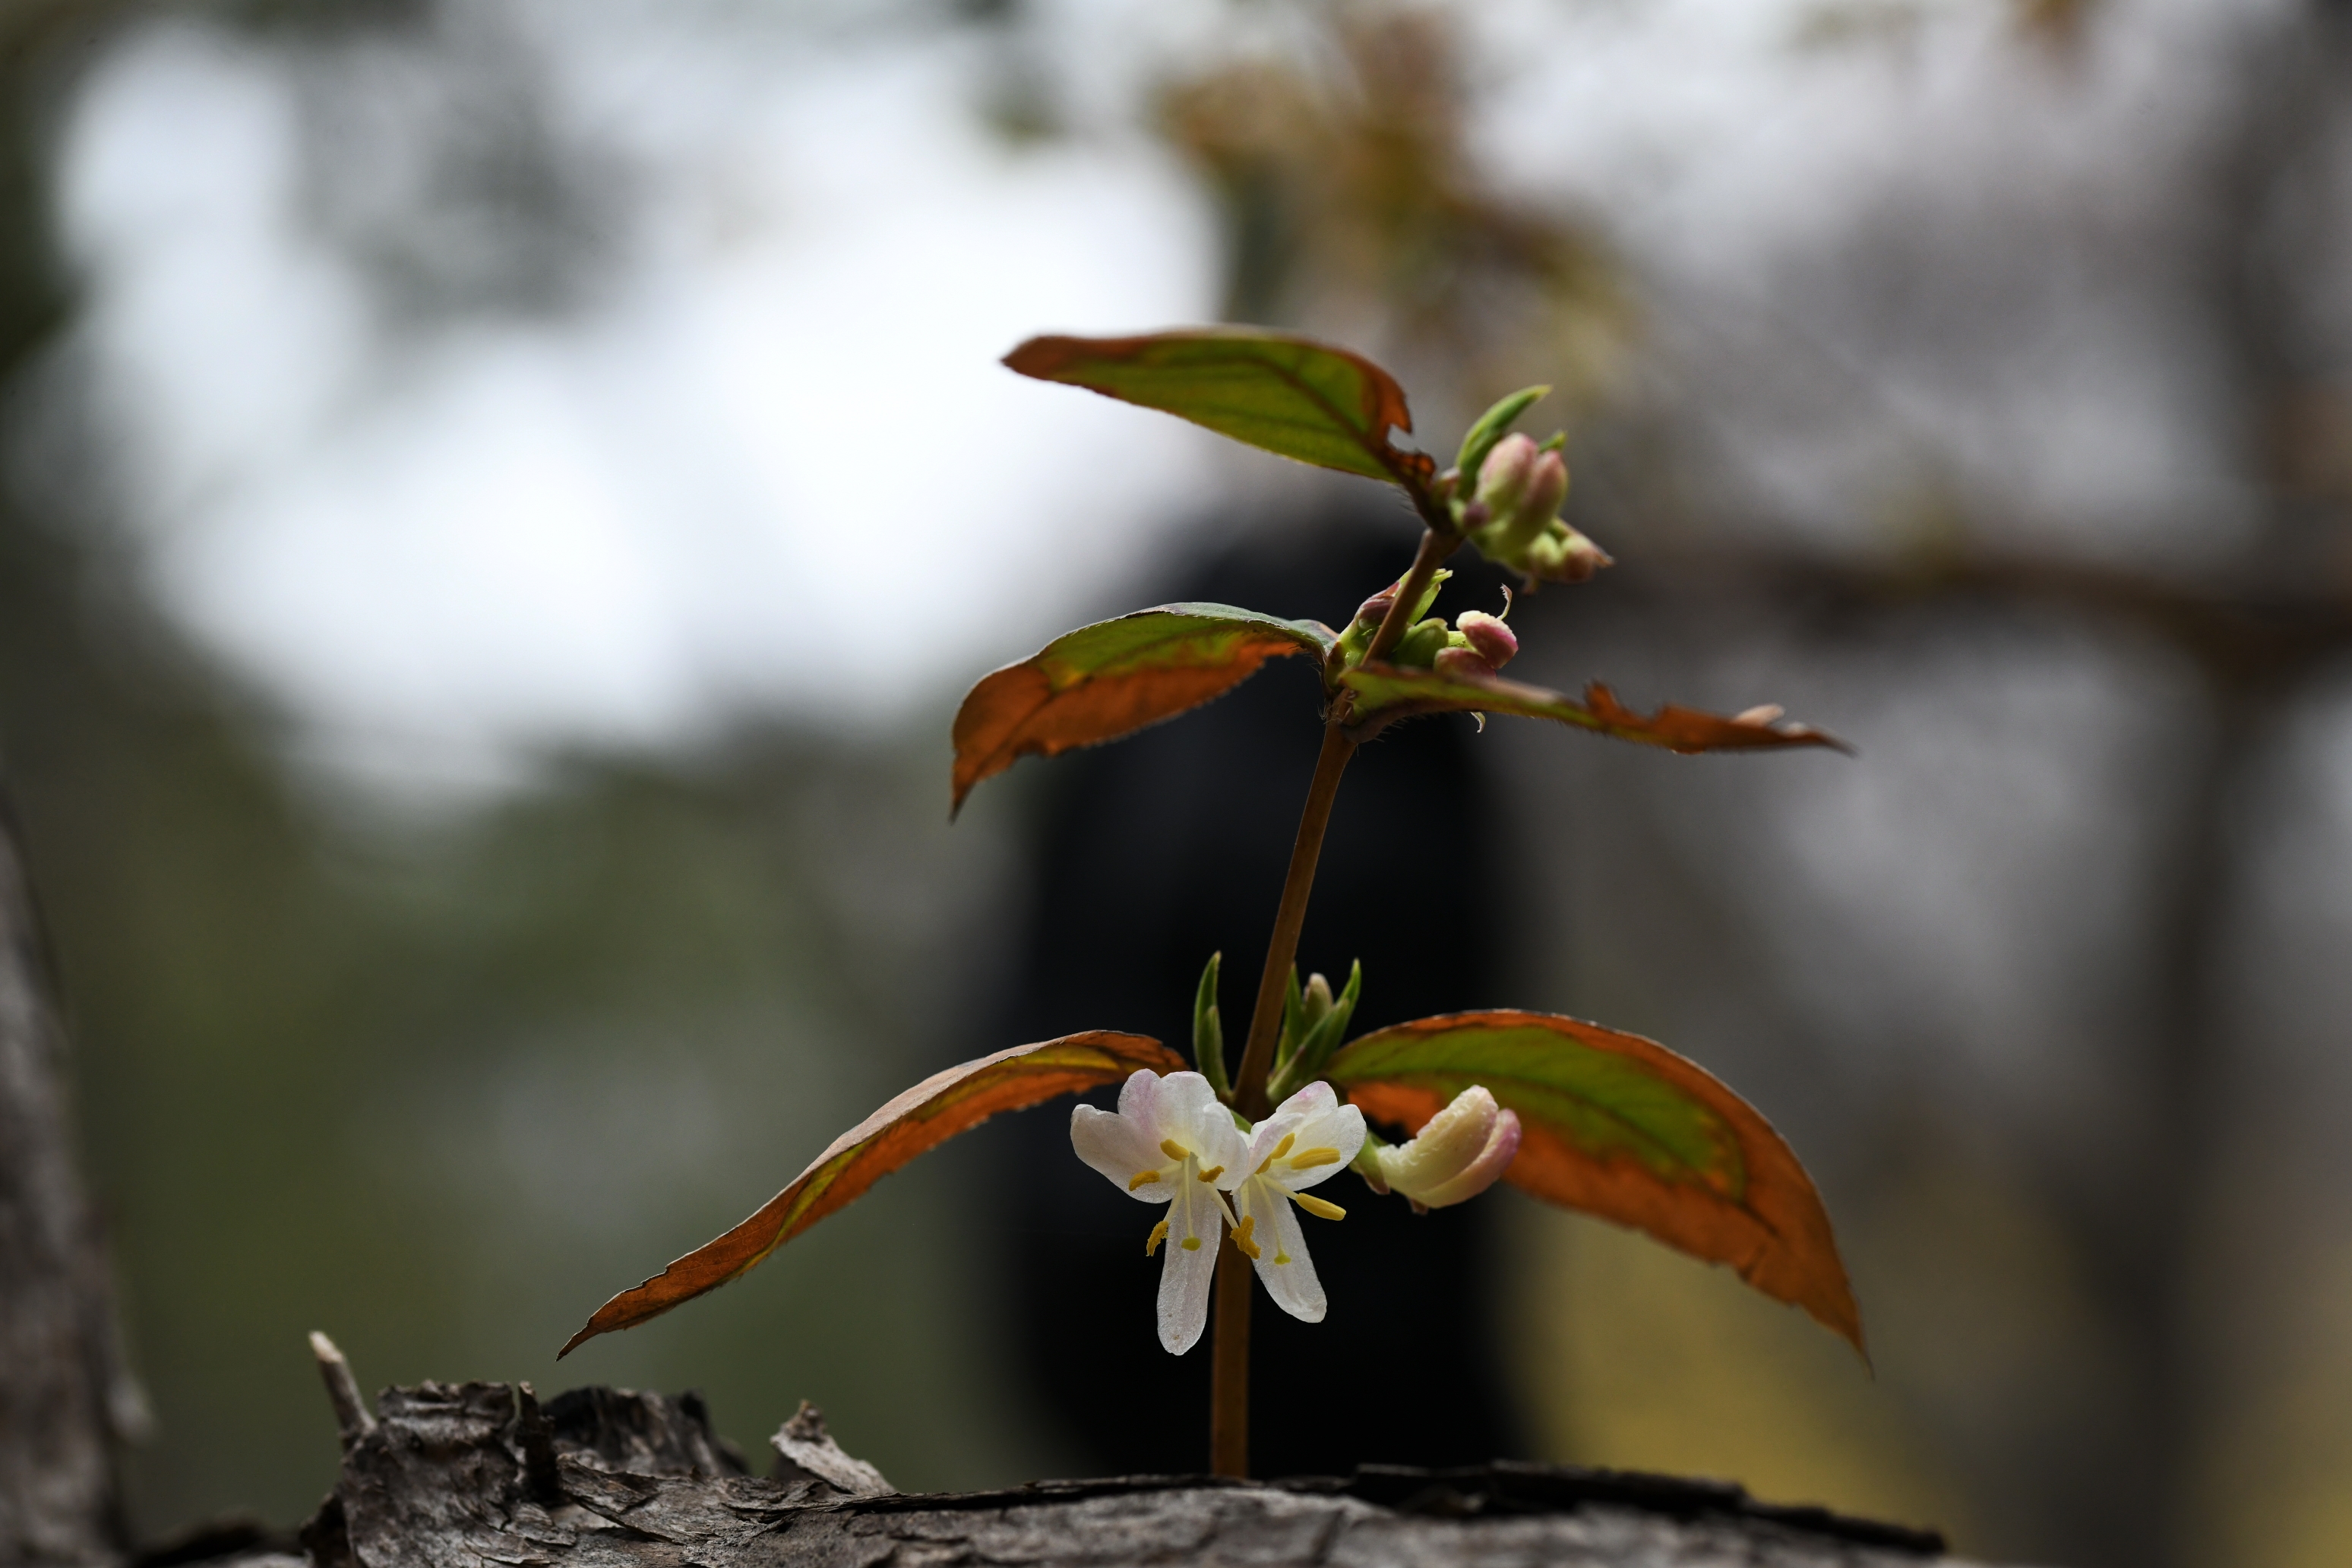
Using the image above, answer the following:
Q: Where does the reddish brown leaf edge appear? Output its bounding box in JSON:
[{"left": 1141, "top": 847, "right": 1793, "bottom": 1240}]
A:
[
  {"left": 950, "top": 608, "right": 1333, "bottom": 816},
  {"left": 559, "top": 1030, "right": 1183, "bottom": 1356},
  {"left": 1579, "top": 683, "right": 1854, "bottom": 756},
  {"left": 1327, "top": 1010, "right": 1867, "bottom": 1360},
  {"left": 1339, "top": 665, "right": 1854, "bottom": 756}
]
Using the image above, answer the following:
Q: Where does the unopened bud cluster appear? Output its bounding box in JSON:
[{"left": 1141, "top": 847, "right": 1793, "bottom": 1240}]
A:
[{"left": 1453, "top": 432, "right": 1611, "bottom": 586}]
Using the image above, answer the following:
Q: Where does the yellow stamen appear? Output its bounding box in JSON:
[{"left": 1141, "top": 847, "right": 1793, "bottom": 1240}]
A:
[
  {"left": 1196, "top": 1165, "right": 1224, "bottom": 1183},
  {"left": 1273, "top": 1251, "right": 1291, "bottom": 1265},
  {"left": 1181, "top": 1235, "right": 1202, "bottom": 1251},
  {"left": 1129, "top": 1170, "right": 1161, "bottom": 1191},
  {"left": 1287, "top": 1146, "right": 1342, "bottom": 1171},
  {"left": 1256, "top": 1131, "right": 1296, "bottom": 1174},
  {"left": 1291, "top": 1192, "right": 1345, "bottom": 1222},
  {"left": 1146, "top": 1219, "right": 1169, "bottom": 1255},
  {"left": 1232, "top": 1215, "right": 1260, "bottom": 1260},
  {"left": 1160, "top": 1139, "right": 1190, "bottom": 1162}
]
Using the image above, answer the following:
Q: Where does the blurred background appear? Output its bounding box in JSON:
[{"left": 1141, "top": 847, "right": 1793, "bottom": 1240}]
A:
[{"left": 2, "top": 2, "right": 2348, "bottom": 1566}]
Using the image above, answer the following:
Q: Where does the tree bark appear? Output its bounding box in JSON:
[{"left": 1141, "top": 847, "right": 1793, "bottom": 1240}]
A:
[
  {"left": 0, "top": 790, "right": 136, "bottom": 1567},
  {"left": 251, "top": 1369, "right": 1985, "bottom": 1568}
]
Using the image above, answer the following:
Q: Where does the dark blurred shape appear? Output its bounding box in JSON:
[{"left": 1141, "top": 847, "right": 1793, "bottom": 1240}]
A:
[
  {"left": 983, "top": 514, "right": 1525, "bottom": 1478},
  {"left": 0, "top": 789, "right": 140, "bottom": 1564}
]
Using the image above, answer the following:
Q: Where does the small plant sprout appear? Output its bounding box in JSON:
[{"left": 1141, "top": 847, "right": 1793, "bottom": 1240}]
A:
[{"left": 560, "top": 327, "right": 1864, "bottom": 1480}]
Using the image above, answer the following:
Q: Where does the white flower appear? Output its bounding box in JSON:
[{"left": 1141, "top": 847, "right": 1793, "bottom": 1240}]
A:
[
  {"left": 1225, "top": 1083, "right": 1367, "bottom": 1324},
  {"left": 1370, "top": 1085, "right": 1521, "bottom": 1209},
  {"left": 1070, "top": 1070, "right": 1247, "bottom": 1354}
]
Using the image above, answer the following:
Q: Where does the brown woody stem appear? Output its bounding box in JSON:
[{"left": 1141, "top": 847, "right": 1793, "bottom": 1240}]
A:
[
  {"left": 1232, "top": 722, "right": 1358, "bottom": 1121},
  {"left": 1207, "top": 524, "right": 1459, "bottom": 1478},
  {"left": 1209, "top": 1237, "right": 1252, "bottom": 1476}
]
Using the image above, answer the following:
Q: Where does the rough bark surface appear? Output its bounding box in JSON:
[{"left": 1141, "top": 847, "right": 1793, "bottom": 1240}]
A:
[
  {"left": 0, "top": 792, "right": 136, "bottom": 1567},
  {"left": 224, "top": 1377, "right": 2001, "bottom": 1568}
]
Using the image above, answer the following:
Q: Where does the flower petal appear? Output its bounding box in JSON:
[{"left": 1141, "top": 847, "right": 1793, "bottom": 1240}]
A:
[
  {"left": 1272, "top": 1080, "right": 1342, "bottom": 1121},
  {"left": 1262, "top": 1084, "right": 1366, "bottom": 1193},
  {"left": 1241, "top": 1176, "right": 1326, "bottom": 1323},
  {"left": 1159, "top": 1070, "right": 1247, "bottom": 1170},
  {"left": 1115, "top": 1067, "right": 1165, "bottom": 1133},
  {"left": 1156, "top": 1189, "right": 1225, "bottom": 1354},
  {"left": 1071, "top": 1102, "right": 1174, "bottom": 1201},
  {"left": 1237, "top": 1109, "right": 1305, "bottom": 1182}
]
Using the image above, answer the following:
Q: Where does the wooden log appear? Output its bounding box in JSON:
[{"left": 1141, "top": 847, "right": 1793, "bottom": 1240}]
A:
[{"left": 248, "top": 1367, "right": 2002, "bottom": 1568}]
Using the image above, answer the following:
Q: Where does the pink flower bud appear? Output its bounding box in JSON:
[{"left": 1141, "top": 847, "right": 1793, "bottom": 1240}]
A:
[
  {"left": 1453, "top": 611, "right": 1517, "bottom": 669},
  {"left": 1472, "top": 433, "right": 1538, "bottom": 517},
  {"left": 1523, "top": 450, "right": 1568, "bottom": 523},
  {"left": 1474, "top": 443, "right": 1570, "bottom": 560},
  {"left": 1353, "top": 593, "right": 1396, "bottom": 627},
  {"left": 1371, "top": 1086, "right": 1522, "bottom": 1209},
  {"left": 1525, "top": 525, "right": 1612, "bottom": 584},
  {"left": 1434, "top": 645, "right": 1496, "bottom": 680}
]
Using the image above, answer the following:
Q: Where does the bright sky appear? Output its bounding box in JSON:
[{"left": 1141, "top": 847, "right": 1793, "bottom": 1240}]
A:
[{"left": 51, "top": 0, "right": 2264, "bottom": 794}]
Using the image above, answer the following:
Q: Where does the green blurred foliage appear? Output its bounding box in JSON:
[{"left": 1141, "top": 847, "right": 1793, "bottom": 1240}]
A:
[{"left": 4, "top": 494, "right": 1065, "bottom": 1525}]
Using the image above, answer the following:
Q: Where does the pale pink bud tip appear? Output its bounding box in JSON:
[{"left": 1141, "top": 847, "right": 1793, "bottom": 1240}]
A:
[
  {"left": 1372, "top": 1086, "right": 1522, "bottom": 1209},
  {"left": 1354, "top": 593, "right": 1396, "bottom": 626},
  {"left": 1474, "top": 434, "right": 1538, "bottom": 511},
  {"left": 1524, "top": 451, "right": 1568, "bottom": 522},
  {"left": 1434, "top": 646, "right": 1496, "bottom": 680},
  {"left": 1454, "top": 611, "right": 1518, "bottom": 668}
]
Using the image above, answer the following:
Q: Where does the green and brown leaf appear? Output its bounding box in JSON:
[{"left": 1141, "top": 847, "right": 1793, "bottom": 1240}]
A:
[
  {"left": 1003, "top": 329, "right": 1437, "bottom": 498},
  {"left": 1323, "top": 1010, "right": 1863, "bottom": 1355},
  {"left": 1339, "top": 665, "right": 1849, "bottom": 754},
  {"left": 952, "top": 604, "right": 1336, "bottom": 813},
  {"left": 560, "top": 1031, "right": 1183, "bottom": 1356}
]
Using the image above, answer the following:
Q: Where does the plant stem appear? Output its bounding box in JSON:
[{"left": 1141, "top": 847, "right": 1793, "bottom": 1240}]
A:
[
  {"left": 1209, "top": 1237, "right": 1251, "bottom": 1476},
  {"left": 1363, "top": 526, "right": 1459, "bottom": 667},
  {"left": 1229, "top": 526, "right": 1457, "bottom": 1117},
  {"left": 1231, "top": 722, "right": 1358, "bottom": 1121},
  {"left": 1206, "top": 524, "right": 1459, "bottom": 1478}
]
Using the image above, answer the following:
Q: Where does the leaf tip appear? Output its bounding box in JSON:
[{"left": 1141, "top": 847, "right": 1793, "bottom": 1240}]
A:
[{"left": 1002, "top": 334, "right": 1093, "bottom": 384}]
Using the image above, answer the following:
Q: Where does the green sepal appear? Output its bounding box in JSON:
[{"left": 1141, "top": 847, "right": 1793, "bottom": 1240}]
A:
[
  {"left": 1193, "top": 951, "right": 1231, "bottom": 1099},
  {"left": 1276, "top": 966, "right": 1306, "bottom": 1069},
  {"left": 1453, "top": 386, "right": 1549, "bottom": 500},
  {"left": 1336, "top": 570, "right": 1454, "bottom": 675},
  {"left": 1390, "top": 618, "right": 1451, "bottom": 670},
  {"left": 1268, "top": 959, "right": 1361, "bottom": 1104},
  {"left": 1404, "top": 568, "right": 1452, "bottom": 625},
  {"left": 1299, "top": 972, "right": 1336, "bottom": 1035}
]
